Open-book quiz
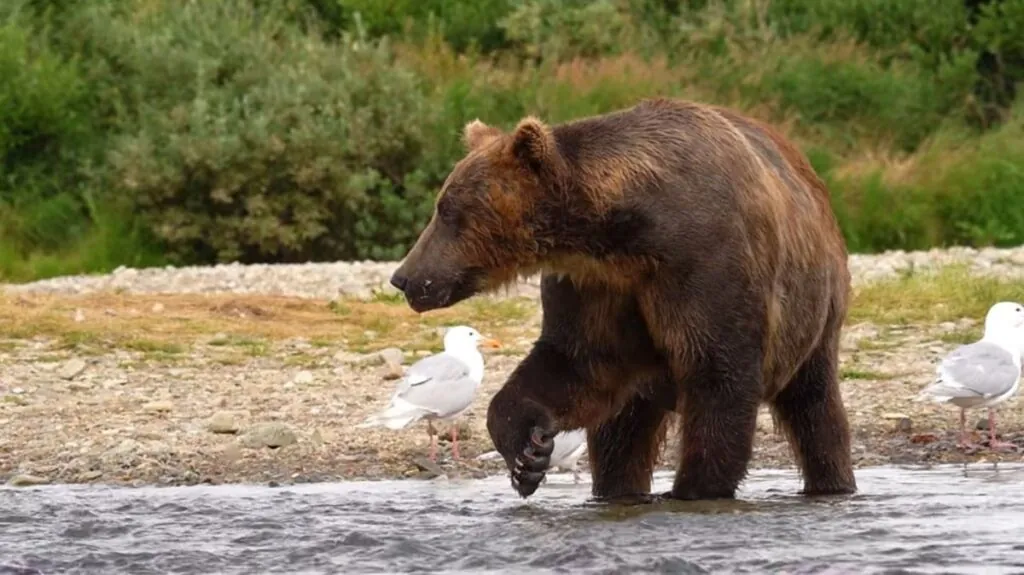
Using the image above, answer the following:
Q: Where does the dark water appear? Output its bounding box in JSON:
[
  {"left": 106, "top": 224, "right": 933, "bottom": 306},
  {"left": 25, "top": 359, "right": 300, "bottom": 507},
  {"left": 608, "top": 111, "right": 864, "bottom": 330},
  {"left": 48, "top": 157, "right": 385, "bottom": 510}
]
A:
[{"left": 3, "top": 465, "right": 1024, "bottom": 575}]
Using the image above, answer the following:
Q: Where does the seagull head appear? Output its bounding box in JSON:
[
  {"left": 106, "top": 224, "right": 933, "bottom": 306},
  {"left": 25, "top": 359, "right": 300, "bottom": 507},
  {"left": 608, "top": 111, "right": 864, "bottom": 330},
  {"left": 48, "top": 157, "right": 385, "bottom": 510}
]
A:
[
  {"left": 442, "top": 325, "right": 502, "bottom": 354},
  {"left": 982, "top": 301, "right": 1024, "bottom": 351}
]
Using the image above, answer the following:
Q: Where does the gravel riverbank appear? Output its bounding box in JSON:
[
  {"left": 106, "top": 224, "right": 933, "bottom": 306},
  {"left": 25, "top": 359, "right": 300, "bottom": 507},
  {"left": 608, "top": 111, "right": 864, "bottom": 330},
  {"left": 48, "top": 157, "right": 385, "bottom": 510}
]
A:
[
  {"left": 2, "top": 245, "right": 1024, "bottom": 489},
  {"left": 5, "top": 245, "right": 1024, "bottom": 301}
]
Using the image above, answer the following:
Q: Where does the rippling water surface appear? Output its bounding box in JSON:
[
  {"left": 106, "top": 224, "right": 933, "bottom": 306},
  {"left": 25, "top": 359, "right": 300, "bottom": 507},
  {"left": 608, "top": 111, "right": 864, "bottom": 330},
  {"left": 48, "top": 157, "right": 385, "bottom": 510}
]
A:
[{"left": 3, "top": 465, "right": 1024, "bottom": 574}]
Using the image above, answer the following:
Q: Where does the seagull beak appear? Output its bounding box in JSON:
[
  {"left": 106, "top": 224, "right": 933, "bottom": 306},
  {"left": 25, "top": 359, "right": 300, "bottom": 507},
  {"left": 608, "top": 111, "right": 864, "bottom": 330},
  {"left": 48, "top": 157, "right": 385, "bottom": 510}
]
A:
[{"left": 481, "top": 337, "right": 502, "bottom": 350}]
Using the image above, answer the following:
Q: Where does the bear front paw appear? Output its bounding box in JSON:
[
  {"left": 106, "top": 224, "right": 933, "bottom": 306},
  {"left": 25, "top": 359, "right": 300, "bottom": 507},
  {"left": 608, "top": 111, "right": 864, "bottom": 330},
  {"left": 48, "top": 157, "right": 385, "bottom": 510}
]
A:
[{"left": 510, "top": 426, "right": 555, "bottom": 498}]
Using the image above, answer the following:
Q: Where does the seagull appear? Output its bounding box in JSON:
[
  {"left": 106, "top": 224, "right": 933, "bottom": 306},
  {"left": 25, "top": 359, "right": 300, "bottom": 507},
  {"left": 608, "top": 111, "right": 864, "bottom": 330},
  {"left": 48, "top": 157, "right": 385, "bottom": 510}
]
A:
[
  {"left": 357, "top": 325, "right": 500, "bottom": 461},
  {"left": 476, "top": 428, "right": 589, "bottom": 483},
  {"left": 919, "top": 301, "right": 1024, "bottom": 451},
  {"left": 546, "top": 428, "right": 589, "bottom": 483}
]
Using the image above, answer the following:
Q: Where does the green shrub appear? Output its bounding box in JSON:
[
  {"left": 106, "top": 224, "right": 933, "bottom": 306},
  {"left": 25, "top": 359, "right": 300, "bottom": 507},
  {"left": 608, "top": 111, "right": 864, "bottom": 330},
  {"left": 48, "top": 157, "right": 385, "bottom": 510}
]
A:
[
  {"left": 3, "top": 0, "right": 1024, "bottom": 284},
  {"left": 101, "top": 1, "right": 438, "bottom": 264},
  {"left": 336, "top": 0, "right": 512, "bottom": 53},
  {"left": 0, "top": 19, "right": 95, "bottom": 253}
]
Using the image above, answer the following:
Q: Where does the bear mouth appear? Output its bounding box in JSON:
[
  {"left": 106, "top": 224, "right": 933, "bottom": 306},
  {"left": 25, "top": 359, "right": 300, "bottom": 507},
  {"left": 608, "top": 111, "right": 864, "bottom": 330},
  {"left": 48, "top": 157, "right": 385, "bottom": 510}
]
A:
[{"left": 405, "top": 269, "right": 483, "bottom": 313}]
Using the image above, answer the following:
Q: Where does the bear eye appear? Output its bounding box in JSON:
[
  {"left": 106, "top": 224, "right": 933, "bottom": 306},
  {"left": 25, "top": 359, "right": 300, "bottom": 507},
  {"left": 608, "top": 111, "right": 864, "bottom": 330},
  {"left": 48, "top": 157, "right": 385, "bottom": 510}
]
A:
[{"left": 437, "top": 198, "right": 460, "bottom": 228}]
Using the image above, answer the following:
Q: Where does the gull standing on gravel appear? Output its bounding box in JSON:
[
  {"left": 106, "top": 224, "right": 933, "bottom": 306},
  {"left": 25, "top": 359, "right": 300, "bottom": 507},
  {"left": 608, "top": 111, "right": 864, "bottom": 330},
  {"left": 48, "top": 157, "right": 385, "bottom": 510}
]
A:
[
  {"left": 919, "top": 301, "right": 1024, "bottom": 451},
  {"left": 476, "top": 428, "right": 590, "bottom": 483},
  {"left": 357, "top": 325, "right": 500, "bottom": 461}
]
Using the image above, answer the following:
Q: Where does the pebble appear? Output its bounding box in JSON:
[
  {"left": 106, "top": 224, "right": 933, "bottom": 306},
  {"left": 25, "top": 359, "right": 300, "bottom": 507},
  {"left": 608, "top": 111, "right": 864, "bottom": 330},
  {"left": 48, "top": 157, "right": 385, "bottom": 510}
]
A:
[
  {"left": 412, "top": 457, "right": 444, "bottom": 478},
  {"left": 292, "top": 370, "right": 315, "bottom": 385},
  {"left": 3, "top": 246, "right": 1024, "bottom": 300},
  {"left": 378, "top": 347, "right": 405, "bottom": 366},
  {"left": 143, "top": 400, "right": 174, "bottom": 413},
  {"left": 58, "top": 358, "right": 87, "bottom": 380},
  {"left": 80, "top": 470, "right": 103, "bottom": 481},
  {"left": 240, "top": 422, "right": 298, "bottom": 449},
  {"left": 379, "top": 362, "right": 404, "bottom": 381},
  {"left": 208, "top": 411, "right": 240, "bottom": 434}
]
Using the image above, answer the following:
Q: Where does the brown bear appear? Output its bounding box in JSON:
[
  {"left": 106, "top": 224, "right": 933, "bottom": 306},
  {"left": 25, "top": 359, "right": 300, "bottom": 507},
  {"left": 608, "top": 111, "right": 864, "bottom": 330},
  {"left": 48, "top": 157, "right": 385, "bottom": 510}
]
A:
[{"left": 389, "top": 97, "right": 857, "bottom": 501}]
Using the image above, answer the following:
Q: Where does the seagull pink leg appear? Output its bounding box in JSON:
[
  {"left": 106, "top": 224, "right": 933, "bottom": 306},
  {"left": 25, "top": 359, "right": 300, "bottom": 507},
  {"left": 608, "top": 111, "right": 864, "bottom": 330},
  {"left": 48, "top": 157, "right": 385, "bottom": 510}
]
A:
[
  {"left": 987, "top": 409, "right": 1018, "bottom": 452},
  {"left": 427, "top": 421, "right": 438, "bottom": 462},
  {"left": 958, "top": 409, "right": 973, "bottom": 449},
  {"left": 451, "top": 424, "right": 460, "bottom": 461}
]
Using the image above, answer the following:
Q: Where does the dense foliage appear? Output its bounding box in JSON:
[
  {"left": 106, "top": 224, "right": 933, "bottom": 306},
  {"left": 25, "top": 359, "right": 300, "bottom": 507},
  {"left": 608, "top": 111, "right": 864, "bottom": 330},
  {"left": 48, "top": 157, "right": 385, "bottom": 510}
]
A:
[{"left": 2, "top": 0, "right": 1023, "bottom": 280}]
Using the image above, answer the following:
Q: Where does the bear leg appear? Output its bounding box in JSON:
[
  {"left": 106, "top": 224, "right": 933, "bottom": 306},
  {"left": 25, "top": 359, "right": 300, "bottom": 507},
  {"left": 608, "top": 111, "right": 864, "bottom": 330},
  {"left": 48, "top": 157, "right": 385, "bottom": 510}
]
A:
[
  {"left": 487, "top": 343, "right": 596, "bottom": 499},
  {"left": 588, "top": 392, "right": 670, "bottom": 501},
  {"left": 669, "top": 351, "right": 762, "bottom": 500},
  {"left": 770, "top": 331, "right": 857, "bottom": 496}
]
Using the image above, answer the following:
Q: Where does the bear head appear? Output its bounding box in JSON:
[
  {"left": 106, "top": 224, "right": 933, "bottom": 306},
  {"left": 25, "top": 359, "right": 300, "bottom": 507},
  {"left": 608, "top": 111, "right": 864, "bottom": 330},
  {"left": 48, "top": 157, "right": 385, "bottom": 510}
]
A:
[{"left": 389, "top": 116, "right": 579, "bottom": 313}]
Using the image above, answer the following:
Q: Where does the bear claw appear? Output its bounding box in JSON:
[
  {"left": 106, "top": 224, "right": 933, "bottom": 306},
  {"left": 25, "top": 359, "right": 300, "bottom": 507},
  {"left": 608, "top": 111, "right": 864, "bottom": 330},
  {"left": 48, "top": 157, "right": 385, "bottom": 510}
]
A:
[{"left": 510, "top": 426, "right": 555, "bottom": 498}]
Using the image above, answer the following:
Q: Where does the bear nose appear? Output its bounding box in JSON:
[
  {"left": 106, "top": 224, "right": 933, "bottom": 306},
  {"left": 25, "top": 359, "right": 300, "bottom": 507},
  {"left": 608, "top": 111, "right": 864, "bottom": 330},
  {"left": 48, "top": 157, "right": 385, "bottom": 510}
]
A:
[{"left": 390, "top": 273, "right": 409, "bottom": 293}]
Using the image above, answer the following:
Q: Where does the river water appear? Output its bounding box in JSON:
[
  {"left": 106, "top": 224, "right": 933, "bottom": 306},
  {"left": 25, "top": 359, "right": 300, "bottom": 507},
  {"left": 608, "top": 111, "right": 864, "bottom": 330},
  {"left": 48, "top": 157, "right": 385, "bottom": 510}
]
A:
[{"left": 2, "top": 464, "right": 1024, "bottom": 574}]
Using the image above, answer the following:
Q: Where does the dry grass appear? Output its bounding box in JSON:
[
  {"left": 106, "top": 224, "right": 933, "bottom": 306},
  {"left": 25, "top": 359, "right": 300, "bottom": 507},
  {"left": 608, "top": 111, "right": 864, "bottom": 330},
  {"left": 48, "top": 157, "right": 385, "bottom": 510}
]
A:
[
  {"left": 3, "top": 266, "right": 1022, "bottom": 357},
  {"left": 0, "top": 291, "right": 538, "bottom": 357}
]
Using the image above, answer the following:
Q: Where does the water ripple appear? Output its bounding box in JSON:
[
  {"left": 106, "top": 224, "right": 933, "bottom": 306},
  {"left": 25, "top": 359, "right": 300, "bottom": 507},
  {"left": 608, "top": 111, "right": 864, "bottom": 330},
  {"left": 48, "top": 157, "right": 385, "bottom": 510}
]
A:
[{"left": 2, "top": 465, "right": 1024, "bottom": 574}]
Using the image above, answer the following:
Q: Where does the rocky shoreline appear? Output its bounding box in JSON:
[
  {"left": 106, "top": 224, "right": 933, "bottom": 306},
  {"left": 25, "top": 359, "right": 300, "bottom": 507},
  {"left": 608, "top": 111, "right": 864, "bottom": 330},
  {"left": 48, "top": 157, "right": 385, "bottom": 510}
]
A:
[
  {"left": 5, "top": 245, "right": 1024, "bottom": 301},
  {"left": 2, "top": 245, "right": 1024, "bottom": 490}
]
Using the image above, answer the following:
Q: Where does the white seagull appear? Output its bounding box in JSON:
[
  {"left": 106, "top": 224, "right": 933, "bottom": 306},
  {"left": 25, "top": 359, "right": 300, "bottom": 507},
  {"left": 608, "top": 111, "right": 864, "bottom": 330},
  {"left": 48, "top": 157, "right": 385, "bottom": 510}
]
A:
[
  {"left": 919, "top": 301, "right": 1024, "bottom": 451},
  {"left": 476, "top": 428, "right": 590, "bottom": 483},
  {"left": 357, "top": 325, "right": 500, "bottom": 461}
]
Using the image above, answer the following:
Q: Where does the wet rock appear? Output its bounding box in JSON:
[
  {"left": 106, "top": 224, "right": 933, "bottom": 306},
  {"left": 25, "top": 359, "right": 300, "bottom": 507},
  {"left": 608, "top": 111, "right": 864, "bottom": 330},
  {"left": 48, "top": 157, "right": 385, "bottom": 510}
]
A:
[
  {"left": 143, "top": 400, "right": 173, "bottom": 413},
  {"left": 240, "top": 422, "right": 298, "bottom": 449},
  {"left": 7, "top": 474, "right": 48, "bottom": 487},
  {"left": 208, "top": 411, "right": 240, "bottom": 434},
  {"left": 412, "top": 457, "right": 444, "bottom": 478},
  {"left": 975, "top": 418, "right": 991, "bottom": 431},
  {"left": 58, "top": 358, "right": 87, "bottom": 380}
]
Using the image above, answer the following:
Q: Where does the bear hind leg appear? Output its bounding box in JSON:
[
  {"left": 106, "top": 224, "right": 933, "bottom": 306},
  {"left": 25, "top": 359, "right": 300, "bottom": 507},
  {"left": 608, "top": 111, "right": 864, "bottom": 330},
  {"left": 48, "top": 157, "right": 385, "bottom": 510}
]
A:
[
  {"left": 588, "top": 392, "right": 671, "bottom": 502},
  {"left": 770, "top": 330, "right": 857, "bottom": 496}
]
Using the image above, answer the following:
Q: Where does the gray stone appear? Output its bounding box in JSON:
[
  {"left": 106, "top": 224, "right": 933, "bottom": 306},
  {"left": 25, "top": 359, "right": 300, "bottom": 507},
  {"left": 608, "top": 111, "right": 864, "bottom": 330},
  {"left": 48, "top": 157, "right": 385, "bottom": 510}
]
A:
[
  {"left": 208, "top": 411, "right": 240, "bottom": 434},
  {"left": 240, "top": 422, "right": 298, "bottom": 449},
  {"left": 58, "top": 358, "right": 87, "bottom": 380}
]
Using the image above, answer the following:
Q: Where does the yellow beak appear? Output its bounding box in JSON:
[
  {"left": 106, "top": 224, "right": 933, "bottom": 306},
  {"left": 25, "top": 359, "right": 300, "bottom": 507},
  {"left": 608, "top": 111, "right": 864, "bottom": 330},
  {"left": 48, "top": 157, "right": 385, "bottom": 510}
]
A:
[{"left": 481, "top": 337, "right": 502, "bottom": 350}]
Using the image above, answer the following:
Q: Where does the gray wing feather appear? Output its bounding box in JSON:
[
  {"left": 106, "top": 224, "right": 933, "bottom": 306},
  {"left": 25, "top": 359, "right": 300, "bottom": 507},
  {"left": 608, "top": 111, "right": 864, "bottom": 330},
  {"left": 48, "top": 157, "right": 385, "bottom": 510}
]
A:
[
  {"left": 935, "top": 341, "right": 1020, "bottom": 399},
  {"left": 393, "top": 353, "right": 478, "bottom": 419}
]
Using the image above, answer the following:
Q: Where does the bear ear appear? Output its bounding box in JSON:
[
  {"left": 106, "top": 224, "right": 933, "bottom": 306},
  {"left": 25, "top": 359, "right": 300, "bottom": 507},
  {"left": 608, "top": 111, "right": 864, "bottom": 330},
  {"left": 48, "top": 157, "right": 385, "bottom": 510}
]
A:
[
  {"left": 511, "top": 116, "right": 561, "bottom": 176},
  {"left": 463, "top": 119, "right": 503, "bottom": 151}
]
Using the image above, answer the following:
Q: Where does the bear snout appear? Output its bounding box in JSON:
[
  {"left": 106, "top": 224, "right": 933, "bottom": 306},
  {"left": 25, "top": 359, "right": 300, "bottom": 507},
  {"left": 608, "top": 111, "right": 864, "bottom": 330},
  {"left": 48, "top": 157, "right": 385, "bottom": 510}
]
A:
[{"left": 389, "top": 272, "right": 409, "bottom": 293}]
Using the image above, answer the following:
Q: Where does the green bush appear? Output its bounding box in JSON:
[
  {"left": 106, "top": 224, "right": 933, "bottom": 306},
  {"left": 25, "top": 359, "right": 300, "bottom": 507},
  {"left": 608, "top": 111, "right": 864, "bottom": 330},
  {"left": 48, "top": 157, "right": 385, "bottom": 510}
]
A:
[
  {"left": 0, "top": 19, "right": 93, "bottom": 255},
  {"left": 101, "top": 1, "right": 439, "bottom": 263},
  {"left": 2, "top": 0, "right": 1024, "bottom": 282}
]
